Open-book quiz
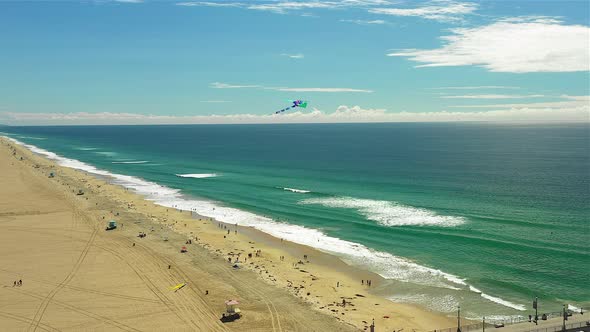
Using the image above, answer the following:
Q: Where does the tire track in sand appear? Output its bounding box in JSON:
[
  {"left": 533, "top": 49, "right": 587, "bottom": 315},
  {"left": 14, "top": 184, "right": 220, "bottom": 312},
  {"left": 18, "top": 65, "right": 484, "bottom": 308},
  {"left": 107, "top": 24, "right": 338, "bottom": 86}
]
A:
[
  {"left": 98, "top": 237, "right": 228, "bottom": 332},
  {"left": 0, "top": 310, "right": 60, "bottom": 332},
  {"left": 26, "top": 207, "right": 98, "bottom": 332},
  {"left": 8, "top": 287, "right": 142, "bottom": 332}
]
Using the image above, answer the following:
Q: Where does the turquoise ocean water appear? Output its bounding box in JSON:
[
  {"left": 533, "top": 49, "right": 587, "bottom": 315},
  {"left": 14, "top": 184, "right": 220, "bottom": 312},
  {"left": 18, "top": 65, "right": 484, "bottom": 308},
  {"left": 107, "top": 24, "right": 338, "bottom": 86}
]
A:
[{"left": 2, "top": 123, "right": 589, "bottom": 321}]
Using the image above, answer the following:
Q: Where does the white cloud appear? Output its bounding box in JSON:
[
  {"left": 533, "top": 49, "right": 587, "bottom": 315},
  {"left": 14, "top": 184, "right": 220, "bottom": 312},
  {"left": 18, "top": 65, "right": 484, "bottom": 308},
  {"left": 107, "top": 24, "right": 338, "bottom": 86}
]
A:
[
  {"left": 389, "top": 17, "right": 590, "bottom": 73},
  {"left": 176, "top": 0, "right": 395, "bottom": 13},
  {"left": 210, "top": 82, "right": 262, "bottom": 89},
  {"left": 449, "top": 95, "right": 590, "bottom": 109},
  {"left": 431, "top": 86, "right": 520, "bottom": 90},
  {"left": 274, "top": 87, "right": 373, "bottom": 93},
  {"left": 369, "top": 0, "right": 478, "bottom": 22},
  {"left": 340, "top": 0, "right": 394, "bottom": 5},
  {"left": 176, "top": 2, "right": 244, "bottom": 7},
  {"left": 248, "top": 2, "right": 336, "bottom": 13},
  {"left": 281, "top": 53, "right": 305, "bottom": 59},
  {"left": 210, "top": 82, "right": 373, "bottom": 93},
  {"left": 340, "top": 19, "right": 387, "bottom": 25},
  {"left": 442, "top": 94, "right": 545, "bottom": 99},
  {"left": 3, "top": 98, "right": 588, "bottom": 125}
]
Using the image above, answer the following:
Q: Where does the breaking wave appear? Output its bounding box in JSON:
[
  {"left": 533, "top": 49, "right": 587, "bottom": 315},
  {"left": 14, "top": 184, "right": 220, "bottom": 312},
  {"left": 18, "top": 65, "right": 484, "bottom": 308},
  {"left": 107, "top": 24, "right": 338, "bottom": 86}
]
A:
[
  {"left": 283, "top": 187, "right": 311, "bottom": 193},
  {"left": 112, "top": 161, "right": 150, "bottom": 164},
  {"left": 388, "top": 294, "right": 460, "bottom": 313},
  {"left": 16, "top": 136, "right": 47, "bottom": 140},
  {"left": 481, "top": 293, "right": 526, "bottom": 311},
  {"left": 176, "top": 173, "right": 218, "bottom": 179},
  {"left": 301, "top": 197, "right": 465, "bottom": 227},
  {"left": 74, "top": 147, "right": 99, "bottom": 151},
  {"left": 94, "top": 151, "right": 118, "bottom": 157}
]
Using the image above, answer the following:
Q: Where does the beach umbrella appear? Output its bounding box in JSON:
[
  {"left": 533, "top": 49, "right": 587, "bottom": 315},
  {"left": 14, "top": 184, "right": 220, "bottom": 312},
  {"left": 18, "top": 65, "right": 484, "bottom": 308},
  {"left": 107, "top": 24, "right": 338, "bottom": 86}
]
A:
[{"left": 225, "top": 300, "right": 239, "bottom": 306}]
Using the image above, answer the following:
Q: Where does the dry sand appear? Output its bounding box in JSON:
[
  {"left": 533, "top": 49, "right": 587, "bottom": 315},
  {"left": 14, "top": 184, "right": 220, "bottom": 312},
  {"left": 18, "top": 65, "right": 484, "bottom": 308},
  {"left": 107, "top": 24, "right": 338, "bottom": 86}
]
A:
[{"left": 0, "top": 137, "right": 456, "bottom": 331}]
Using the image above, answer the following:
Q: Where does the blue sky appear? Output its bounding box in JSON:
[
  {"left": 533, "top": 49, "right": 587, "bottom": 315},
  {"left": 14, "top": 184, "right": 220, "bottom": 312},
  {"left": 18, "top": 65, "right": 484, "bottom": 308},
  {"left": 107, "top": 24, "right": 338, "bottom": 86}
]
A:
[{"left": 0, "top": 0, "right": 588, "bottom": 124}]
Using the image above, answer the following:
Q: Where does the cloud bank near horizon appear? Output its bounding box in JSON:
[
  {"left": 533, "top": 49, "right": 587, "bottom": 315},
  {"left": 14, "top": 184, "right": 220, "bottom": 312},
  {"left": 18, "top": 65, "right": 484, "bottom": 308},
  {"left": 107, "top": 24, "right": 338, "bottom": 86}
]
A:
[{"left": 1, "top": 97, "right": 588, "bottom": 126}]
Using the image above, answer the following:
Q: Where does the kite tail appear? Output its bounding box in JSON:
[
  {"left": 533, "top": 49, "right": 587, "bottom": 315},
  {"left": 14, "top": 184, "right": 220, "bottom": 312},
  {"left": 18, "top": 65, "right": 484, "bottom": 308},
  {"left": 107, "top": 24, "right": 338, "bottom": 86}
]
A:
[{"left": 275, "top": 106, "right": 292, "bottom": 114}]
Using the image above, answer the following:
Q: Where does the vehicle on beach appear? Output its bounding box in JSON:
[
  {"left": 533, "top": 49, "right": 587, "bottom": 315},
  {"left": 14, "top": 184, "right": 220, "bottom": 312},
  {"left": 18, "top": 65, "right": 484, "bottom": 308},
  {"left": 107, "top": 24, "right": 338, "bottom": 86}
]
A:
[{"left": 106, "top": 220, "right": 117, "bottom": 230}]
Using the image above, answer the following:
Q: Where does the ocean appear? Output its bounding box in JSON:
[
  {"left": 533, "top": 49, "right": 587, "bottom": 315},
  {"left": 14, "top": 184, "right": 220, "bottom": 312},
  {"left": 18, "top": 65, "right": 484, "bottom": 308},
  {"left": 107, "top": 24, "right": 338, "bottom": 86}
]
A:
[{"left": 2, "top": 123, "right": 588, "bottom": 321}]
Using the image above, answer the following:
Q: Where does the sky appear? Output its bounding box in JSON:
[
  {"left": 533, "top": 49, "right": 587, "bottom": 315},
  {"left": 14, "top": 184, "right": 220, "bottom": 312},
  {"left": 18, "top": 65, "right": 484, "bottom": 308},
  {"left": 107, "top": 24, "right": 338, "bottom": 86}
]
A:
[{"left": 0, "top": 0, "right": 589, "bottom": 125}]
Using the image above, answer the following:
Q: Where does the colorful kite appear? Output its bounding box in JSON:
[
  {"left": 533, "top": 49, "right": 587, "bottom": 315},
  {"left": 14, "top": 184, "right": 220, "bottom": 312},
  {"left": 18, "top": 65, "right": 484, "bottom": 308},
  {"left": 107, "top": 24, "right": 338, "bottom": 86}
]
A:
[{"left": 274, "top": 100, "right": 308, "bottom": 114}]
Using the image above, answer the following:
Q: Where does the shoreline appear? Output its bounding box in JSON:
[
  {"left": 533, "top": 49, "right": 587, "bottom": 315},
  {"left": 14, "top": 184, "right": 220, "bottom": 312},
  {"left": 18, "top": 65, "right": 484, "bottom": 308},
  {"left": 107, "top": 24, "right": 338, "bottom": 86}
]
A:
[
  {"left": 1, "top": 135, "right": 461, "bottom": 330},
  {"left": 1, "top": 134, "right": 535, "bottom": 318}
]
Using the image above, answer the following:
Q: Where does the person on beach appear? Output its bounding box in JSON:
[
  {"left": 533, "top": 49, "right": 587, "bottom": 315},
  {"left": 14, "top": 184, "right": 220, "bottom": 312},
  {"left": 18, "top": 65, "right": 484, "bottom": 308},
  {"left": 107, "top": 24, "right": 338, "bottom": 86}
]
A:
[
  {"left": 19, "top": 279, "right": 22, "bottom": 286},
  {"left": 362, "top": 280, "right": 364, "bottom": 285},
  {"left": 13, "top": 281, "right": 16, "bottom": 287}
]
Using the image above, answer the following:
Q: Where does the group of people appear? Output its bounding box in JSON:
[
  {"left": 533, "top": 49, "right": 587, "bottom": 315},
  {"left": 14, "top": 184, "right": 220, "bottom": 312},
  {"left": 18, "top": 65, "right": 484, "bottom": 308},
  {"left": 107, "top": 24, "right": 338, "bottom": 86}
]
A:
[
  {"left": 362, "top": 279, "right": 373, "bottom": 287},
  {"left": 12, "top": 280, "right": 22, "bottom": 287}
]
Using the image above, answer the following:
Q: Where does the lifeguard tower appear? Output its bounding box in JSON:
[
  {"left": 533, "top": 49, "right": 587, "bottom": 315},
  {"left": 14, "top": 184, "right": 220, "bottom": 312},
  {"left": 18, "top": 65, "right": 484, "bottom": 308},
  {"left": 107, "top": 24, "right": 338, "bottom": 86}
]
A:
[{"left": 221, "top": 300, "right": 241, "bottom": 322}]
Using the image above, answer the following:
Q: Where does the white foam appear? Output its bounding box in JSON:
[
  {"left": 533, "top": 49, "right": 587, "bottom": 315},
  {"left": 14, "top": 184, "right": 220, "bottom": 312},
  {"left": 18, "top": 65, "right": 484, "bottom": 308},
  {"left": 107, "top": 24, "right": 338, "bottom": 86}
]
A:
[
  {"left": 480, "top": 293, "right": 526, "bottom": 311},
  {"left": 94, "top": 151, "right": 118, "bottom": 157},
  {"left": 74, "top": 147, "right": 99, "bottom": 151},
  {"left": 469, "top": 285, "right": 483, "bottom": 294},
  {"left": 4, "top": 135, "right": 527, "bottom": 312},
  {"left": 301, "top": 197, "right": 465, "bottom": 227},
  {"left": 176, "top": 173, "right": 218, "bottom": 179},
  {"left": 17, "top": 136, "right": 47, "bottom": 140},
  {"left": 568, "top": 304, "right": 580, "bottom": 312},
  {"left": 112, "top": 161, "right": 150, "bottom": 164},
  {"left": 283, "top": 187, "right": 311, "bottom": 193},
  {"left": 388, "top": 294, "right": 460, "bottom": 313}
]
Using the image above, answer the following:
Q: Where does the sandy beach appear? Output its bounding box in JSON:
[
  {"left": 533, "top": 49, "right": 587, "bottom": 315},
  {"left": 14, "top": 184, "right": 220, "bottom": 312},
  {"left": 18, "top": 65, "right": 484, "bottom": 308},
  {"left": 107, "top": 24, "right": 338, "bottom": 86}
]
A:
[{"left": 0, "top": 136, "right": 456, "bottom": 331}]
